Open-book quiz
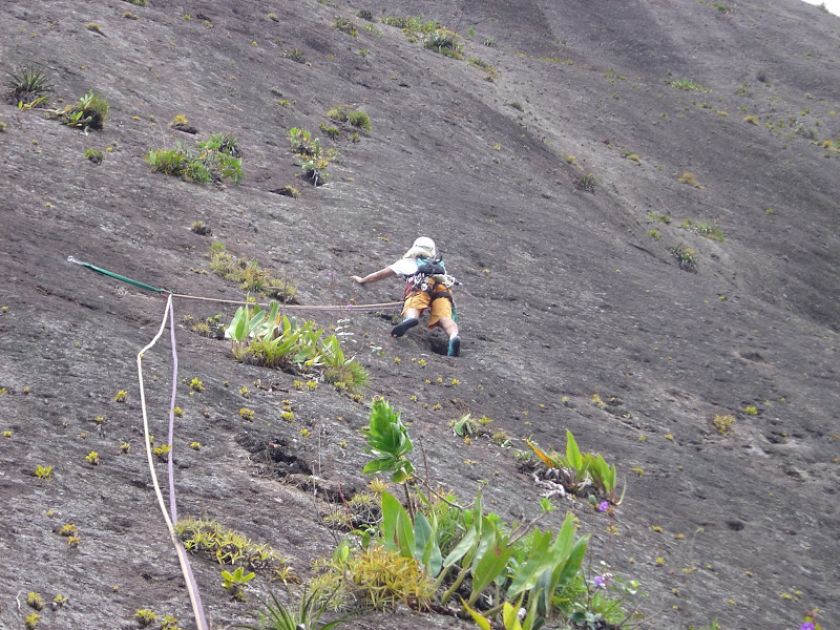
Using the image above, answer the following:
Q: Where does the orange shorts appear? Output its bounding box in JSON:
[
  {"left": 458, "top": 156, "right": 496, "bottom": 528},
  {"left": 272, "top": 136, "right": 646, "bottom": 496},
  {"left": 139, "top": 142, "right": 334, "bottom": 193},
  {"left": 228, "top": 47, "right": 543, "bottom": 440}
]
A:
[{"left": 403, "top": 284, "right": 453, "bottom": 328}]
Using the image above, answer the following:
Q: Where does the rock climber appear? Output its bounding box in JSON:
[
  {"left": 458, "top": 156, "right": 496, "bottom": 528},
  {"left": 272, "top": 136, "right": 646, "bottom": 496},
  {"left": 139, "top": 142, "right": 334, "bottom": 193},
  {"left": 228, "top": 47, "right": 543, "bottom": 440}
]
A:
[{"left": 351, "top": 236, "right": 461, "bottom": 357}]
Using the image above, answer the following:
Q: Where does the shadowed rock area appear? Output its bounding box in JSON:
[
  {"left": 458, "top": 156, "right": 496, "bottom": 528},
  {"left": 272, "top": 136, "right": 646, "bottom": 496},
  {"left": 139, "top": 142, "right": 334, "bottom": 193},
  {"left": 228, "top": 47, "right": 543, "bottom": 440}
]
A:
[{"left": 1, "top": 1, "right": 838, "bottom": 629}]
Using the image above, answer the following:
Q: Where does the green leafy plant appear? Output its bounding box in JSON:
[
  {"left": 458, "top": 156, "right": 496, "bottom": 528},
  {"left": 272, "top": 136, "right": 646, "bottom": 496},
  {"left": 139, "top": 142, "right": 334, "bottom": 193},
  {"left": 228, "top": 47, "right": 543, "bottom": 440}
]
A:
[
  {"left": 134, "top": 608, "right": 157, "bottom": 626},
  {"left": 34, "top": 465, "right": 53, "bottom": 480},
  {"left": 160, "top": 614, "right": 182, "bottom": 630},
  {"left": 362, "top": 399, "right": 415, "bottom": 484},
  {"left": 26, "top": 592, "right": 45, "bottom": 610},
  {"left": 85, "top": 148, "right": 104, "bottom": 164},
  {"left": 321, "top": 335, "right": 368, "bottom": 392},
  {"left": 450, "top": 414, "right": 482, "bottom": 438},
  {"left": 319, "top": 124, "right": 341, "bottom": 140},
  {"left": 222, "top": 566, "right": 256, "bottom": 601},
  {"left": 284, "top": 48, "right": 306, "bottom": 63},
  {"left": 25, "top": 613, "right": 41, "bottom": 630},
  {"left": 154, "top": 444, "right": 172, "bottom": 461},
  {"left": 86, "top": 451, "right": 100, "bottom": 465},
  {"left": 175, "top": 516, "right": 294, "bottom": 579}
]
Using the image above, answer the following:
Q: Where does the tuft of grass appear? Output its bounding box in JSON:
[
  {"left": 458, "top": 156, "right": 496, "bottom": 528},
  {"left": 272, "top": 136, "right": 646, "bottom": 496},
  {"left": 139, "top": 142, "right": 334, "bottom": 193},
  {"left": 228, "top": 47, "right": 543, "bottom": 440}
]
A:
[
  {"left": 347, "top": 110, "right": 372, "bottom": 131},
  {"left": 191, "top": 220, "right": 212, "bottom": 236},
  {"left": 319, "top": 124, "right": 341, "bottom": 140},
  {"left": 86, "top": 22, "right": 103, "bottom": 33},
  {"left": 123, "top": 0, "right": 147, "bottom": 5},
  {"left": 326, "top": 105, "right": 349, "bottom": 123},
  {"left": 677, "top": 172, "right": 700, "bottom": 187},
  {"left": 467, "top": 57, "right": 498, "bottom": 80},
  {"left": 284, "top": 48, "right": 306, "bottom": 64},
  {"left": 324, "top": 361, "right": 369, "bottom": 393},
  {"left": 274, "top": 185, "right": 300, "bottom": 199}
]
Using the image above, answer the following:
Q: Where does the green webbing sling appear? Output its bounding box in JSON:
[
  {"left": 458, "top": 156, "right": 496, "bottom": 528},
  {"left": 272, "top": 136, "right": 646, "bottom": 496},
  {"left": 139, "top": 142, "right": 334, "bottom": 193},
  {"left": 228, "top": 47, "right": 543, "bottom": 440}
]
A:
[{"left": 68, "top": 256, "right": 168, "bottom": 295}]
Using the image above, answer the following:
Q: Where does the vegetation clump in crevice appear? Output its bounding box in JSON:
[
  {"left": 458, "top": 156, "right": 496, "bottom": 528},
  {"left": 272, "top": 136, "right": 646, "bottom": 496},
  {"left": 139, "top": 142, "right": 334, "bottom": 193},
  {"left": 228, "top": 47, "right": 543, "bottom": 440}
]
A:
[
  {"left": 380, "top": 15, "right": 463, "bottom": 59},
  {"left": 145, "top": 133, "right": 243, "bottom": 184},
  {"left": 670, "top": 243, "right": 697, "bottom": 272},
  {"left": 325, "top": 105, "right": 372, "bottom": 132},
  {"left": 333, "top": 16, "right": 358, "bottom": 37},
  {"left": 174, "top": 516, "right": 298, "bottom": 582},
  {"left": 55, "top": 91, "right": 110, "bottom": 130},
  {"left": 287, "top": 127, "right": 339, "bottom": 186},
  {"left": 223, "top": 299, "right": 369, "bottom": 391},
  {"left": 207, "top": 242, "right": 297, "bottom": 302},
  {"left": 467, "top": 57, "right": 498, "bottom": 81}
]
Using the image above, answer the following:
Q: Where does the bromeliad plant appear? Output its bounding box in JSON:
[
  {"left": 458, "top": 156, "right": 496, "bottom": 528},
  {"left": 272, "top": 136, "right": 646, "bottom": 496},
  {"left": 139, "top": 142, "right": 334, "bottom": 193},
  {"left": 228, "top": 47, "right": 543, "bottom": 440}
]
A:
[
  {"left": 527, "top": 430, "right": 625, "bottom": 505},
  {"left": 58, "top": 91, "right": 110, "bottom": 130},
  {"left": 286, "top": 127, "right": 336, "bottom": 185}
]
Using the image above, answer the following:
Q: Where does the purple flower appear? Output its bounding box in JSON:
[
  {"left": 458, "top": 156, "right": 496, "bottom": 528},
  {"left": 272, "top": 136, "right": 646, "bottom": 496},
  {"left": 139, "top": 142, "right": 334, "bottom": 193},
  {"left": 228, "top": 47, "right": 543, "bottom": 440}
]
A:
[
  {"left": 800, "top": 622, "right": 816, "bottom": 630},
  {"left": 594, "top": 575, "right": 606, "bottom": 588},
  {"left": 598, "top": 501, "right": 610, "bottom": 512}
]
